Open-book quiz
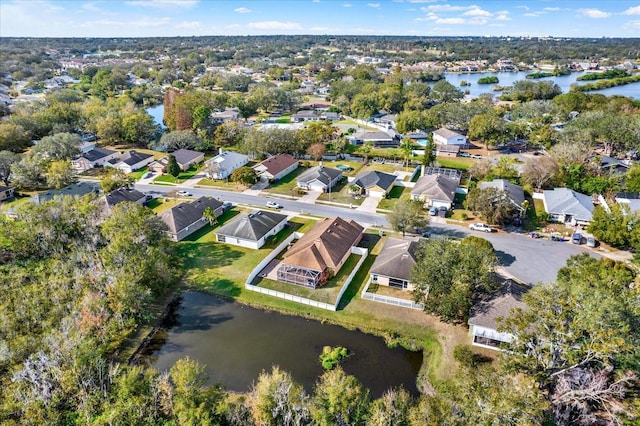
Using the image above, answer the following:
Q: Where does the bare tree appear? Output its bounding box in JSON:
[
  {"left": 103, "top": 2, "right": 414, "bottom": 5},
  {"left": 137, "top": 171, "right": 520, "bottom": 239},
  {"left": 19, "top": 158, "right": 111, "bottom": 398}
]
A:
[{"left": 522, "top": 155, "right": 559, "bottom": 190}]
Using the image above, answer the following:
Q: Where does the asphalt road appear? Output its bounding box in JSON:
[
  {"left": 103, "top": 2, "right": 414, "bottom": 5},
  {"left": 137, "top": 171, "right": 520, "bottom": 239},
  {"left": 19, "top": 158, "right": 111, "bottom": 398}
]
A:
[{"left": 135, "top": 183, "right": 598, "bottom": 286}]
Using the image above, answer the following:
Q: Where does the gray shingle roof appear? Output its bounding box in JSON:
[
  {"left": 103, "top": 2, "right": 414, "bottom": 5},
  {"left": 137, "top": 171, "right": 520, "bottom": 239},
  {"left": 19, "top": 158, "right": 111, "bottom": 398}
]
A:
[
  {"left": 104, "top": 187, "right": 146, "bottom": 208},
  {"left": 433, "top": 128, "right": 463, "bottom": 139},
  {"left": 468, "top": 280, "right": 529, "bottom": 329},
  {"left": 296, "top": 166, "right": 342, "bottom": 185},
  {"left": 171, "top": 149, "right": 203, "bottom": 166},
  {"left": 411, "top": 174, "right": 458, "bottom": 203},
  {"left": 216, "top": 210, "right": 287, "bottom": 241},
  {"left": 160, "top": 197, "right": 222, "bottom": 233},
  {"left": 353, "top": 170, "right": 396, "bottom": 191},
  {"left": 112, "top": 150, "right": 154, "bottom": 166},
  {"left": 80, "top": 148, "right": 117, "bottom": 162},
  {"left": 369, "top": 238, "right": 419, "bottom": 282},
  {"left": 32, "top": 181, "right": 99, "bottom": 204},
  {"left": 480, "top": 179, "right": 525, "bottom": 209},
  {"left": 542, "top": 188, "right": 594, "bottom": 221}
]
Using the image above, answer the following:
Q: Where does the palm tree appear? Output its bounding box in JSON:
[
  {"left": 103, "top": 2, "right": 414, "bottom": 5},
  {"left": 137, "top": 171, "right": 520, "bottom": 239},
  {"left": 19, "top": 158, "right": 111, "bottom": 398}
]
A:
[
  {"left": 400, "top": 137, "right": 414, "bottom": 170},
  {"left": 202, "top": 206, "right": 218, "bottom": 226}
]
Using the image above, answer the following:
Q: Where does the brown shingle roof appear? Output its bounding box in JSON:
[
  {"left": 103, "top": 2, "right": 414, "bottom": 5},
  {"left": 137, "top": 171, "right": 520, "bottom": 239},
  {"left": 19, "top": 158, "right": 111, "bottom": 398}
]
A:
[
  {"left": 253, "top": 154, "right": 299, "bottom": 176},
  {"left": 282, "top": 217, "right": 363, "bottom": 271}
]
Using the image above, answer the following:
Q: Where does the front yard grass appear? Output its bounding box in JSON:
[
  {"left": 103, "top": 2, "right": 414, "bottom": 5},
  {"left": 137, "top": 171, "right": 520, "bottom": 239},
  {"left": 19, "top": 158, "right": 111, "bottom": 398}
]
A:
[
  {"left": 316, "top": 179, "right": 365, "bottom": 205},
  {"left": 196, "top": 179, "right": 246, "bottom": 192},
  {"left": 376, "top": 186, "right": 409, "bottom": 211},
  {"left": 262, "top": 167, "right": 307, "bottom": 196},
  {"left": 153, "top": 166, "right": 201, "bottom": 184}
]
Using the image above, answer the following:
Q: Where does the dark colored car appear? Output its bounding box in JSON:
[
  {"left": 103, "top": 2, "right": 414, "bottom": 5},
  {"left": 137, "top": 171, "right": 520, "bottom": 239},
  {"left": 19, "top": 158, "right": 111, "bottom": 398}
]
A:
[{"left": 572, "top": 233, "right": 583, "bottom": 244}]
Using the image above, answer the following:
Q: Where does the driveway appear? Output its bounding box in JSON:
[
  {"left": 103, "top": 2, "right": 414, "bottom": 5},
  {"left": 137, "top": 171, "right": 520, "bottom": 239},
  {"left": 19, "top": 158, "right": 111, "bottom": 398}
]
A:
[
  {"left": 299, "top": 190, "right": 322, "bottom": 203},
  {"left": 356, "top": 196, "right": 380, "bottom": 213}
]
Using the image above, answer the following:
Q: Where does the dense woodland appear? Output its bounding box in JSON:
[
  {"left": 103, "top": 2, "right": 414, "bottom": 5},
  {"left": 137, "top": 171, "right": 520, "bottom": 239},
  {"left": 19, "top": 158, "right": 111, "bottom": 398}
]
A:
[{"left": 1, "top": 35, "right": 640, "bottom": 424}]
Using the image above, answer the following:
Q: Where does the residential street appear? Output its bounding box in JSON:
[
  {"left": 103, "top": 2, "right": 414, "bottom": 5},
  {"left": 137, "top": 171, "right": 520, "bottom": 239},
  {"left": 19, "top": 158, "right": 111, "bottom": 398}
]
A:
[{"left": 135, "top": 182, "right": 603, "bottom": 286}]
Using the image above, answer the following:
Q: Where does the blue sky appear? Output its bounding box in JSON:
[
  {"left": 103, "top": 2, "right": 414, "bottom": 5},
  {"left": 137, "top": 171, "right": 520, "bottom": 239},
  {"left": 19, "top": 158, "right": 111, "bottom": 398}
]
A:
[{"left": 1, "top": 1, "right": 639, "bottom": 38}]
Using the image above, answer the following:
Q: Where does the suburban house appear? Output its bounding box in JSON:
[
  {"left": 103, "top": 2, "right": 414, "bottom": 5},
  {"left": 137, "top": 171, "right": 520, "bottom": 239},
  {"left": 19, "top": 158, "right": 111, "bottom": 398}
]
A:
[
  {"left": 215, "top": 210, "right": 288, "bottom": 249},
  {"left": 252, "top": 154, "right": 299, "bottom": 182},
  {"left": 348, "top": 130, "right": 399, "bottom": 148},
  {"left": 613, "top": 194, "right": 640, "bottom": 213},
  {"left": 411, "top": 174, "right": 458, "bottom": 209},
  {"left": 106, "top": 150, "right": 155, "bottom": 173},
  {"left": 542, "top": 187, "right": 594, "bottom": 226},
  {"left": 468, "top": 280, "right": 529, "bottom": 351},
  {"left": 296, "top": 166, "right": 343, "bottom": 192},
  {"left": 204, "top": 150, "right": 249, "bottom": 180},
  {"left": 0, "top": 185, "right": 15, "bottom": 202},
  {"left": 435, "top": 144, "right": 460, "bottom": 157},
  {"left": 72, "top": 148, "right": 119, "bottom": 172},
  {"left": 211, "top": 108, "right": 240, "bottom": 124},
  {"left": 148, "top": 157, "right": 169, "bottom": 174},
  {"left": 599, "top": 155, "right": 630, "bottom": 175},
  {"left": 480, "top": 179, "right": 526, "bottom": 213},
  {"left": 351, "top": 170, "right": 396, "bottom": 198},
  {"left": 369, "top": 237, "right": 420, "bottom": 291},
  {"left": 31, "top": 181, "right": 99, "bottom": 205},
  {"left": 371, "top": 112, "right": 397, "bottom": 128},
  {"left": 276, "top": 217, "right": 364, "bottom": 288},
  {"left": 160, "top": 196, "right": 224, "bottom": 242},
  {"left": 171, "top": 149, "right": 205, "bottom": 171},
  {"left": 433, "top": 128, "right": 467, "bottom": 147},
  {"left": 291, "top": 110, "right": 319, "bottom": 122},
  {"left": 99, "top": 187, "right": 147, "bottom": 214}
]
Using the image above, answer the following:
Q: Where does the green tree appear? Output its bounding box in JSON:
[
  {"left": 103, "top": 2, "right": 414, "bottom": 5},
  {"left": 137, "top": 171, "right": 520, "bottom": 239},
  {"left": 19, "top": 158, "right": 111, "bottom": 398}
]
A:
[
  {"left": 10, "top": 152, "right": 49, "bottom": 189},
  {"left": 387, "top": 200, "right": 428, "bottom": 237},
  {"left": 430, "top": 80, "right": 463, "bottom": 103},
  {"left": 156, "top": 129, "right": 203, "bottom": 152},
  {"left": 100, "top": 168, "right": 133, "bottom": 193},
  {"left": 167, "top": 154, "right": 181, "bottom": 178},
  {"left": 312, "top": 367, "right": 370, "bottom": 426},
  {"left": 121, "top": 111, "right": 160, "bottom": 147},
  {"left": 400, "top": 137, "right": 414, "bottom": 169},
  {"left": 32, "top": 132, "right": 81, "bottom": 160},
  {"left": 369, "top": 388, "right": 413, "bottom": 426},
  {"left": 45, "top": 159, "right": 75, "bottom": 189},
  {"left": 624, "top": 163, "right": 640, "bottom": 193},
  {"left": 412, "top": 237, "right": 497, "bottom": 322},
  {"left": 202, "top": 206, "right": 218, "bottom": 226},
  {"left": 468, "top": 112, "right": 506, "bottom": 150},
  {"left": 231, "top": 166, "right": 257, "bottom": 186},
  {"left": 0, "top": 150, "right": 20, "bottom": 185},
  {"left": 465, "top": 187, "right": 519, "bottom": 225},
  {"left": 0, "top": 123, "right": 32, "bottom": 152}
]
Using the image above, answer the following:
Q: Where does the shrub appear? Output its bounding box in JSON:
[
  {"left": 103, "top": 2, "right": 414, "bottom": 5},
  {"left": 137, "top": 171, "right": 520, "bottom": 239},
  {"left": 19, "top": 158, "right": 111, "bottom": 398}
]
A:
[{"left": 319, "top": 346, "right": 349, "bottom": 370}]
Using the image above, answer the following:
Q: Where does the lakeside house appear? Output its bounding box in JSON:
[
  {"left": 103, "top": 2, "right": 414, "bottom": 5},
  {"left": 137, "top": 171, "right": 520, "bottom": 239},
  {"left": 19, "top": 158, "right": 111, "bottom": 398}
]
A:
[
  {"left": 216, "top": 210, "right": 288, "bottom": 249},
  {"left": 106, "top": 150, "right": 155, "bottom": 173},
  {"left": 369, "top": 237, "right": 420, "bottom": 291},
  {"left": 160, "top": 196, "right": 224, "bottom": 241}
]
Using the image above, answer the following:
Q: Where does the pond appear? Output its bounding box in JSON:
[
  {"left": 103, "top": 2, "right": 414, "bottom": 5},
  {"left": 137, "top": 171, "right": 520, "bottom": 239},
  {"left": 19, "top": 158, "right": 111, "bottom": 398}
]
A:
[
  {"left": 146, "top": 104, "right": 165, "bottom": 128},
  {"left": 140, "top": 291, "right": 423, "bottom": 397}
]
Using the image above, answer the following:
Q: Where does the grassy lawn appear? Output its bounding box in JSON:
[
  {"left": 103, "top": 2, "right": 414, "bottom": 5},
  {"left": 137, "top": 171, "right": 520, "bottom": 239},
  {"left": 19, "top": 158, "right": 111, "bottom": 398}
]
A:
[
  {"left": 256, "top": 253, "right": 362, "bottom": 305},
  {"left": 262, "top": 167, "right": 307, "bottom": 196},
  {"left": 435, "top": 157, "right": 474, "bottom": 170},
  {"left": 196, "top": 179, "right": 247, "bottom": 192},
  {"left": 366, "top": 283, "right": 415, "bottom": 301},
  {"left": 146, "top": 197, "right": 179, "bottom": 214},
  {"left": 316, "top": 179, "right": 365, "bottom": 206},
  {"left": 377, "top": 186, "right": 409, "bottom": 211},
  {"left": 129, "top": 168, "right": 148, "bottom": 181},
  {"left": 153, "top": 167, "right": 201, "bottom": 184}
]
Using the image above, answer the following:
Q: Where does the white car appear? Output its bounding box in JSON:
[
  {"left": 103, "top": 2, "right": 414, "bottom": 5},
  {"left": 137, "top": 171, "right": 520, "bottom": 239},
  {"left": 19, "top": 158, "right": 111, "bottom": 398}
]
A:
[
  {"left": 266, "top": 201, "right": 283, "bottom": 209},
  {"left": 469, "top": 223, "right": 493, "bottom": 233},
  {"left": 176, "top": 190, "right": 192, "bottom": 197}
]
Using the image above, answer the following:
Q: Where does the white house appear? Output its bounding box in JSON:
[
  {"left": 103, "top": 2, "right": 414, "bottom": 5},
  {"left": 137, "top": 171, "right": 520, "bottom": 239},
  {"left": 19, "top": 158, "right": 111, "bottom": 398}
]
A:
[
  {"left": 204, "top": 150, "right": 249, "bottom": 180},
  {"left": 433, "top": 128, "right": 467, "bottom": 147},
  {"left": 296, "top": 166, "right": 343, "bottom": 192},
  {"left": 72, "top": 148, "right": 119, "bottom": 172},
  {"left": 215, "top": 210, "right": 288, "bottom": 249},
  {"left": 542, "top": 188, "right": 594, "bottom": 226},
  {"left": 252, "top": 154, "right": 299, "bottom": 182},
  {"left": 106, "top": 150, "right": 155, "bottom": 174}
]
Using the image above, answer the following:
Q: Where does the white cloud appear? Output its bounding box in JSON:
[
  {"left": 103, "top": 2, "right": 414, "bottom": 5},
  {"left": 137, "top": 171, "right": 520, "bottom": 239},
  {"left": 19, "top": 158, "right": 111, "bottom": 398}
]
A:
[
  {"left": 234, "top": 7, "right": 252, "bottom": 13},
  {"left": 524, "top": 12, "right": 544, "bottom": 17},
  {"left": 517, "top": 5, "right": 530, "bottom": 11},
  {"left": 343, "top": 3, "right": 352, "bottom": 7},
  {"left": 463, "top": 8, "right": 491, "bottom": 17},
  {"left": 435, "top": 17, "right": 466, "bottom": 25},
  {"left": 578, "top": 8, "right": 611, "bottom": 19},
  {"left": 495, "top": 11, "right": 510, "bottom": 21},
  {"left": 247, "top": 21, "right": 302, "bottom": 30},
  {"left": 368, "top": 3, "right": 380, "bottom": 8},
  {"left": 623, "top": 20, "right": 640, "bottom": 29},
  {"left": 543, "top": 7, "right": 560, "bottom": 11},
  {"left": 175, "top": 21, "right": 201, "bottom": 29},
  {"left": 125, "top": 0, "right": 198, "bottom": 8},
  {"left": 623, "top": 5, "right": 640, "bottom": 15},
  {"left": 422, "top": 4, "right": 469, "bottom": 12}
]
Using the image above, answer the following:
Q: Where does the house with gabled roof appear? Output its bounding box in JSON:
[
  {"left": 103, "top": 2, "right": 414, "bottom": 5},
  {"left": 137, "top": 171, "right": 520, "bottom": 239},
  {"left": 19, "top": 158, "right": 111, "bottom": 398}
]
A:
[
  {"left": 106, "top": 150, "right": 155, "bottom": 174},
  {"left": 204, "top": 150, "right": 249, "bottom": 180},
  {"left": 480, "top": 179, "right": 526, "bottom": 213},
  {"left": 99, "top": 187, "right": 146, "bottom": 214},
  {"left": 351, "top": 170, "right": 396, "bottom": 198},
  {"left": 468, "top": 280, "right": 529, "bottom": 351},
  {"left": 171, "top": 149, "right": 205, "bottom": 171},
  {"left": 369, "top": 238, "right": 420, "bottom": 291},
  {"left": 160, "top": 197, "right": 223, "bottom": 242},
  {"left": 211, "top": 108, "right": 240, "bottom": 124},
  {"left": 542, "top": 187, "right": 594, "bottom": 226},
  {"left": 31, "top": 181, "right": 99, "bottom": 205},
  {"left": 296, "top": 166, "right": 343, "bottom": 192},
  {"left": 0, "top": 185, "right": 15, "bottom": 202},
  {"left": 252, "top": 154, "right": 299, "bottom": 182},
  {"left": 433, "top": 128, "right": 467, "bottom": 147},
  {"left": 277, "top": 217, "right": 363, "bottom": 288},
  {"left": 411, "top": 174, "right": 458, "bottom": 209},
  {"left": 72, "top": 147, "right": 119, "bottom": 172},
  {"left": 216, "top": 210, "right": 288, "bottom": 249},
  {"left": 348, "top": 130, "right": 398, "bottom": 148}
]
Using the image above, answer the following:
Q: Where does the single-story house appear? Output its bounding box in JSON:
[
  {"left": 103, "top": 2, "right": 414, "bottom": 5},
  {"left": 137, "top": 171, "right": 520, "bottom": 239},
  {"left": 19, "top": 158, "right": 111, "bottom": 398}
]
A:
[
  {"left": 599, "top": 155, "right": 630, "bottom": 175},
  {"left": 411, "top": 174, "right": 458, "bottom": 209},
  {"left": 204, "top": 150, "right": 249, "bottom": 180},
  {"left": 433, "top": 128, "right": 467, "bottom": 147},
  {"left": 106, "top": 150, "right": 155, "bottom": 174},
  {"left": 613, "top": 194, "right": 640, "bottom": 213},
  {"left": 291, "top": 110, "right": 319, "bottom": 122},
  {"left": 211, "top": 108, "right": 240, "bottom": 124},
  {"left": 100, "top": 187, "right": 147, "bottom": 214},
  {"left": 436, "top": 144, "right": 460, "bottom": 157},
  {"left": 542, "top": 187, "right": 594, "bottom": 226},
  {"left": 348, "top": 131, "right": 399, "bottom": 148},
  {"left": 480, "top": 179, "right": 526, "bottom": 213},
  {"left": 468, "top": 280, "right": 529, "bottom": 351},
  {"left": 0, "top": 185, "right": 15, "bottom": 202},
  {"left": 148, "top": 157, "right": 169, "bottom": 174},
  {"left": 160, "top": 196, "right": 224, "bottom": 241},
  {"left": 369, "top": 237, "right": 420, "bottom": 291},
  {"left": 216, "top": 210, "right": 288, "bottom": 249},
  {"left": 320, "top": 111, "right": 339, "bottom": 121},
  {"left": 351, "top": 170, "right": 396, "bottom": 198},
  {"left": 72, "top": 148, "right": 119, "bottom": 172},
  {"left": 252, "top": 154, "right": 299, "bottom": 182},
  {"left": 296, "top": 166, "right": 343, "bottom": 192},
  {"left": 171, "top": 149, "right": 205, "bottom": 171},
  {"left": 31, "top": 181, "right": 99, "bottom": 205},
  {"left": 277, "top": 217, "right": 363, "bottom": 288}
]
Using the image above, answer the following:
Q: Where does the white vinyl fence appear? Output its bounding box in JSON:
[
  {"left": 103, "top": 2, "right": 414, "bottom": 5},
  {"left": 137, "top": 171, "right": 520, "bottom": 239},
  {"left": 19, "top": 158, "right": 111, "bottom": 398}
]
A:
[{"left": 360, "top": 278, "right": 424, "bottom": 311}]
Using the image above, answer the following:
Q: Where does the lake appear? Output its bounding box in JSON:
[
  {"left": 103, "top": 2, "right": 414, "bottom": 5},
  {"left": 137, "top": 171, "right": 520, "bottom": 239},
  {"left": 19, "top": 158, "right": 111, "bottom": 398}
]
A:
[
  {"left": 141, "top": 291, "right": 424, "bottom": 397},
  {"left": 146, "top": 104, "right": 166, "bottom": 128}
]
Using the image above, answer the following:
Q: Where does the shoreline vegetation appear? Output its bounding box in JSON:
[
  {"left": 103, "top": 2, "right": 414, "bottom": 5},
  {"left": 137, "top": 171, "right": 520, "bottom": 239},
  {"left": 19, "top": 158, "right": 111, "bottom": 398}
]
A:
[{"left": 571, "top": 73, "right": 640, "bottom": 92}]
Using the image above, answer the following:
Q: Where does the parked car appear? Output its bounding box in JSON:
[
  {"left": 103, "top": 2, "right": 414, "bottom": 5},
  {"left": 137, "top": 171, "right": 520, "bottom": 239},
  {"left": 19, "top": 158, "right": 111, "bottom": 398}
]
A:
[
  {"left": 469, "top": 223, "right": 492, "bottom": 233},
  {"left": 429, "top": 206, "right": 438, "bottom": 216},
  {"left": 176, "top": 190, "right": 192, "bottom": 197},
  {"left": 222, "top": 201, "right": 233, "bottom": 211},
  {"left": 438, "top": 206, "right": 447, "bottom": 217},
  {"left": 586, "top": 236, "right": 597, "bottom": 247},
  {"left": 571, "top": 233, "right": 583, "bottom": 244},
  {"left": 550, "top": 232, "right": 565, "bottom": 242},
  {"left": 458, "top": 152, "right": 471, "bottom": 158},
  {"left": 471, "top": 154, "right": 483, "bottom": 159},
  {"left": 266, "top": 200, "right": 283, "bottom": 209},
  {"left": 143, "top": 171, "right": 153, "bottom": 179}
]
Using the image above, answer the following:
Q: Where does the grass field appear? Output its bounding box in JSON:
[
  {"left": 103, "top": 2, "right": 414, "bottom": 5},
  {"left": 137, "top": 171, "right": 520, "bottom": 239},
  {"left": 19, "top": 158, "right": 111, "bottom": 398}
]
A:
[
  {"left": 196, "top": 179, "right": 246, "bottom": 191},
  {"left": 376, "top": 186, "right": 409, "bottom": 211},
  {"left": 153, "top": 167, "right": 200, "bottom": 184}
]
